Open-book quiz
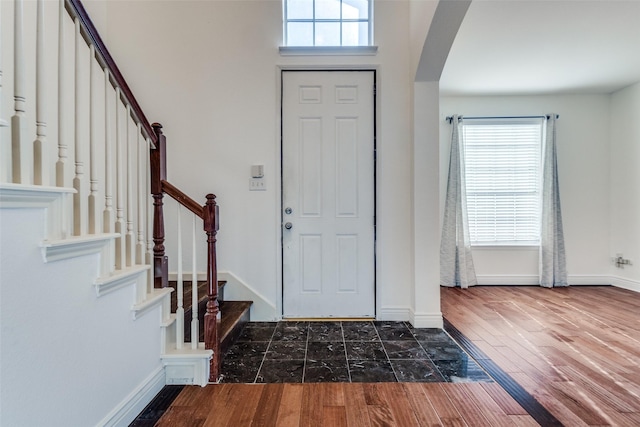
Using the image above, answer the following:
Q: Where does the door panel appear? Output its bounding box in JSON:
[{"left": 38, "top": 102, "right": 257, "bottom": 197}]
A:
[
  {"left": 300, "top": 118, "right": 323, "bottom": 216},
  {"left": 282, "top": 70, "right": 375, "bottom": 318},
  {"left": 336, "top": 118, "right": 358, "bottom": 217}
]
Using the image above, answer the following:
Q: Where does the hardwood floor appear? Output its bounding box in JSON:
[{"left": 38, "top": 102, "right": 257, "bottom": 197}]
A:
[
  {"left": 156, "top": 285, "right": 639, "bottom": 426},
  {"left": 155, "top": 382, "right": 538, "bottom": 426},
  {"left": 442, "top": 286, "right": 640, "bottom": 427}
]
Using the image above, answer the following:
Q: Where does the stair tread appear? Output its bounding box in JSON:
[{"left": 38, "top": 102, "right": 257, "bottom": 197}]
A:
[
  {"left": 186, "top": 300, "right": 252, "bottom": 345},
  {"left": 169, "top": 280, "right": 227, "bottom": 312}
]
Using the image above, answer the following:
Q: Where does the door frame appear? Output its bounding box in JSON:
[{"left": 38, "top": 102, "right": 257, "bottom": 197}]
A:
[{"left": 277, "top": 67, "right": 378, "bottom": 319}]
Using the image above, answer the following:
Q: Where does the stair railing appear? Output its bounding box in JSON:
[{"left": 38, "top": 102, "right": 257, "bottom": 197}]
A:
[
  {"left": 2, "top": 0, "right": 155, "bottom": 261},
  {"left": 2, "top": 0, "right": 221, "bottom": 382},
  {"left": 151, "top": 123, "right": 221, "bottom": 381}
]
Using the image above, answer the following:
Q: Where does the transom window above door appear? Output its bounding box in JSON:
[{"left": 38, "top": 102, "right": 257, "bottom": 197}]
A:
[{"left": 284, "top": 0, "right": 372, "bottom": 47}]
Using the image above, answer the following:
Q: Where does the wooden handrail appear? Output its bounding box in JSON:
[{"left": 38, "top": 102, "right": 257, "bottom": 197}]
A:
[
  {"left": 65, "top": 0, "right": 156, "bottom": 146},
  {"left": 162, "top": 180, "right": 205, "bottom": 219}
]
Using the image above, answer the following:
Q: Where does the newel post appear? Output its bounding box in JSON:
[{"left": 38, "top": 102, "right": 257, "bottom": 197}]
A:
[
  {"left": 204, "top": 194, "right": 221, "bottom": 382},
  {"left": 150, "top": 123, "right": 168, "bottom": 288}
]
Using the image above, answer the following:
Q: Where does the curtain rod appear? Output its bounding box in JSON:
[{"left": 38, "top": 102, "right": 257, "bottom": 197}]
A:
[{"left": 445, "top": 114, "right": 559, "bottom": 123}]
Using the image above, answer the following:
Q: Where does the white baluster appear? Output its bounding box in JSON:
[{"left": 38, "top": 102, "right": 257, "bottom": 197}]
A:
[
  {"left": 136, "top": 125, "right": 146, "bottom": 265},
  {"left": 192, "top": 215, "right": 199, "bottom": 349},
  {"left": 145, "top": 138, "right": 153, "bottom": 293},
  {"left": 176, "top": 206, "right": 184, "bottom": 349},
  {"left": 114, "top": 88, "right": 125, "bottom": 269},
  {"left": 0, "top": 1, "right": 8, "bottom": 183},
  {"left": 72, "top": 17, "right": 86, "bottom": 235},
  {"left": 33, "top": 0, "right": 47, "bottom": 185},
  {"left": 12, "top": 0, "right": 29, "bottom": 184},
  {"left": 103, "top": 70, "right": 113, "bottom": 233},
  {"left": 88, "top": 44, "right": 98, "bottom": 233},
  {"left": 125, "top": 107, "right": 135, "bottom": 267},
  {"left": 56, "top": 0, "right": 67, "bottom": 188}
]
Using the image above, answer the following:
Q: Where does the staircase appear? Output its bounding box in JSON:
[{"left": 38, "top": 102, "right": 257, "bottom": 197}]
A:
[
  {"left": 170, "top": 280, "right": 252, "bottom": 353},
  {"left": 1, "top": 0, "right": 251, "bottom": 391}
]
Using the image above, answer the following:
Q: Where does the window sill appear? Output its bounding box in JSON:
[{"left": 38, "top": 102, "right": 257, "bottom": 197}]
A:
[{"left": 279, "top": 46, "right": 379, "bottom": 56}]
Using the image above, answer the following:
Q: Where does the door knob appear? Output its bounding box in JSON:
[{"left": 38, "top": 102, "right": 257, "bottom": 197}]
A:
[
  {"left": 284, "top": 222, "right": 293, "bottom": 230},
  {"left": 285, "top": 207, "right": 292, "bottom": 214}
]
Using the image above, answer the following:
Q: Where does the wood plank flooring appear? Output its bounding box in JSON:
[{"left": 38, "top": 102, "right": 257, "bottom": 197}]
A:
[
  {"left": 155, "top": 382, "right": 537, "bottom": 426},
  {"left": 442, "top": 286, "right": 640, "bottom": 427},
  {"left": 156, "top": 285, "right": 639, "bottom": 426}
]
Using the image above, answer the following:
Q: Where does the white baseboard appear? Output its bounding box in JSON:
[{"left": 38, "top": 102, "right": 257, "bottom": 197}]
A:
[
  {"left": 475, "top": 275, "right": 539, "bottom": 285},
  {"left": 475, "top": 274, "right": 612, "bottom": 286},
  {"left": 167, "top": 270, "right": 278, "bottom": 321},
  {"left": 568, "top": 275, "right": 611, "bottom": 286},
  {"left": 218, "top": 271, "right": 278, "bottom": 321},
  {"left": 377, "top": 307, "right": 443, "bottom": 328},
  {"left": 98, "top": 366, "right": 165, "bottom": 427},
  {"left": 377, "top": 306, "right": 410, "bottom": 321},
  {"left": 409, "top": 309, "right": 443, "bottom": 328},
  {"left": 611, "top": 276, "right": 640, "bottom": 293}
]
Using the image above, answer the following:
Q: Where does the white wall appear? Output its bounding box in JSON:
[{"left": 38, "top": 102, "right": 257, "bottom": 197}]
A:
[
  {"left": 609, "top": 82, "right": 640, "bottom": 291},
  {"left": 0, "top": 207, "right": 163, "bottom": 427},
  {"left": 412, "top": 81, "right": 442, "bottom": 327},
  {"left": 409, "top": 0, "right": 438, "bottom": 76},
  {"left": 440, "top": 95, "right": 612, "bottom": 284},
  {"left": 99, "top": 0, "right": 417, "bottom": 320}
]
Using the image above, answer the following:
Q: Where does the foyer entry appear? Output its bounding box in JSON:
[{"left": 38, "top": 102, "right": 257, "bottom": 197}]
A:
[
  {"left": 219, "top": 321, "right": 492, "bottom": 383},
  {"left": 281, "top": 70, "right": 375, "bottom": 318}
]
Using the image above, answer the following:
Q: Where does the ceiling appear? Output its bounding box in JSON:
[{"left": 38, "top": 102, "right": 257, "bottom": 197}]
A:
[{"left": 439, "top": 0, "right": 640, "bottom": 96}]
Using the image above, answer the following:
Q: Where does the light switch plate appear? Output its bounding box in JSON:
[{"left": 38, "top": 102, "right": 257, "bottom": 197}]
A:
[
  {"left": 251, "top": 165, "right": 264, "bottom": 178},
  {"left": 250, "top": 178, "right": 266, "bottom": 191}
]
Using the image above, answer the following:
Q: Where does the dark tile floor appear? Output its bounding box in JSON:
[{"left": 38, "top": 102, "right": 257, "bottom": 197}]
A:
[{"left": 220, "top": 321, "right": 493, "bottom": 384}]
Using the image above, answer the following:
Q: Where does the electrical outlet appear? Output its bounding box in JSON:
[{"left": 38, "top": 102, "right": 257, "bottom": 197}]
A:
[
  {"left": 613, "top": 253, "right": 632, "bottom": 268},
  {"left": 250, "top": 178, "right": 266, "bottom": 191}
]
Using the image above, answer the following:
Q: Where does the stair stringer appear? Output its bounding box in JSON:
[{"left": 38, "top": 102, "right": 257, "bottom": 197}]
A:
[
  {"left": 0, "top": 184, "right": 212, "bottom": 395},
  {"left": 0, "top": 185, "right": 163, "bottom": 426}
]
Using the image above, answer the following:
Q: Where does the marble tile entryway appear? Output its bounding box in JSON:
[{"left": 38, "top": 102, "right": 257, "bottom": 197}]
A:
[{"left": 220, "top": 321, "right": 493, "bottom": 384}]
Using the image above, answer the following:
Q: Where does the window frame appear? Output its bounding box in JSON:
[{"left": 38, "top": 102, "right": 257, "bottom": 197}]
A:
[
  {"left": 461, "top": 117, "right": 544, "bottom": 247},
  {"left": 283, "top": 0, "right": 374, "bottom": 48}
]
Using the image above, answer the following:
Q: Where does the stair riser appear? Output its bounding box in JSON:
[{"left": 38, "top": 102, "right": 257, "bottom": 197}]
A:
[{"left": 168, "top": 281, "right": 226, "bottom": 312}]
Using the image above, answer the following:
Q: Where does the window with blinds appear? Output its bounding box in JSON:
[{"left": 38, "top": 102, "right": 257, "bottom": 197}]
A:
[{"left": 462, "top": 118, "right": 543, "bottom": 245}]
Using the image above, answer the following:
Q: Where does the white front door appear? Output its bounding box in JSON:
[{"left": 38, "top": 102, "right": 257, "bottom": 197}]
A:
[{"left": 282, "top": 70, "right": 375, "bottom": 318}]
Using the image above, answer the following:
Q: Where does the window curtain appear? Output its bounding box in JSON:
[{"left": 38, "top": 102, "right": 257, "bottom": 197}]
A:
[
  {"left": 540, "top": 114, "right": 568, "bottom": 287},
  {"left": 440, "top": 115, "right": 477, "bottom": 288}
]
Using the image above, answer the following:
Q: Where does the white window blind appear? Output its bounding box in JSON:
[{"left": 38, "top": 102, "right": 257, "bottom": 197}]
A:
[{"left": 462, "top": 118, "right": 543, "bottom": 245}]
